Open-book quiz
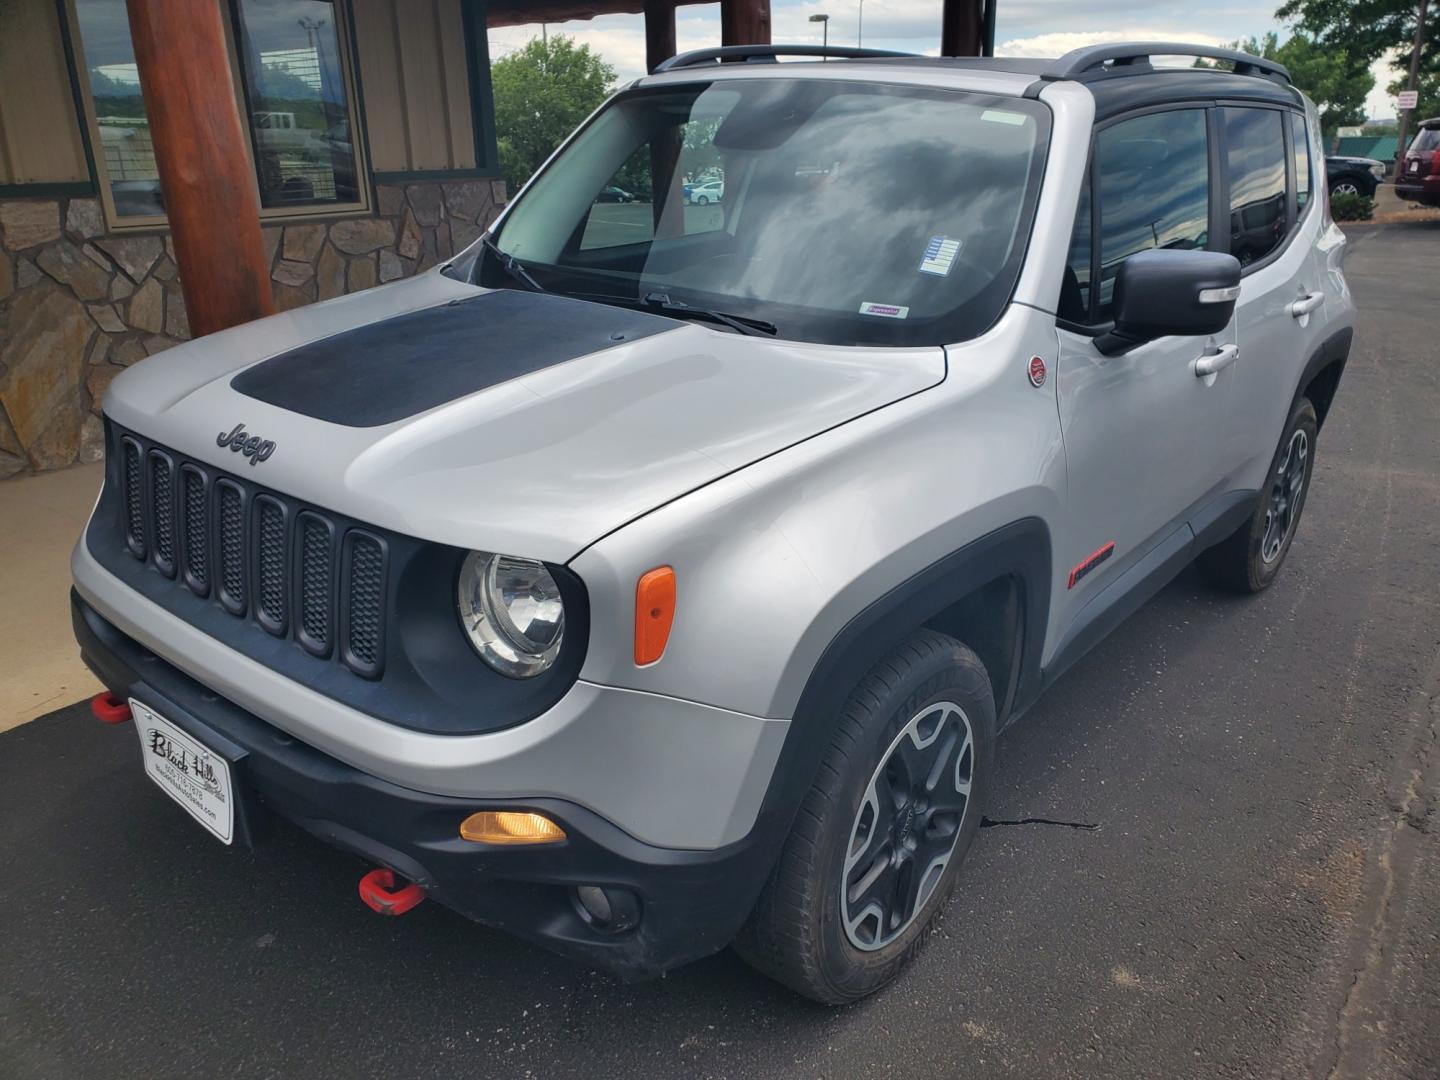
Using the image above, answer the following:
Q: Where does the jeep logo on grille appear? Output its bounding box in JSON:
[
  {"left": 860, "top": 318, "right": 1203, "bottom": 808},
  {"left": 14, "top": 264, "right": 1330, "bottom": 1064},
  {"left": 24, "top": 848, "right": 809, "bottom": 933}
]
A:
[{"left": 217, "top": 422, "right": 276, "bottom": 466}]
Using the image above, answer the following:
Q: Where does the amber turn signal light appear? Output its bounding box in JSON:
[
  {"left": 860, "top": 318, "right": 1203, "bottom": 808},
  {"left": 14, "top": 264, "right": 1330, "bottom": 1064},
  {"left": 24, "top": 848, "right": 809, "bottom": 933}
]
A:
[
  {"left": 459, "top": 810, "right": 566, "bottom": 845},
  {"left": 634, "top": 566, "right": 676, "bottom": 665}
]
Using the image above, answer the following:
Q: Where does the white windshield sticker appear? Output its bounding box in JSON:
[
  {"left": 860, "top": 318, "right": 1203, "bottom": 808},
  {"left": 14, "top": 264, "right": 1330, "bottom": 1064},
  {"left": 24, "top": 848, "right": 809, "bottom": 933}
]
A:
[
  {"left": 982, "top": 109, "right": 1028, "bottom": 126},
  {"left": 919, "top": 235, "right": 962, "bottom": 277},
  {"left": 859, "top": 302, "right": 909, "bottom": 319}
]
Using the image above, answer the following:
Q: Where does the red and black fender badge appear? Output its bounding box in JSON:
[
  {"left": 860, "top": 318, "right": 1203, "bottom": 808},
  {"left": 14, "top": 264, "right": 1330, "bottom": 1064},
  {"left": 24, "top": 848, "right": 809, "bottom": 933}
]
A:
[
  {"left": 1027, "top": 356, "right": 1047, "bottom": 387},
  {"left": 1068, "top": 542, "right": 1116, "bottom": 589}
]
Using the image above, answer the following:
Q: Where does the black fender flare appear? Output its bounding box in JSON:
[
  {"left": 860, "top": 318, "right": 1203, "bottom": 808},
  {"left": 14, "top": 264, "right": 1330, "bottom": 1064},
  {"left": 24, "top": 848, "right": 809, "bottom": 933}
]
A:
[
  {"left": 743, "top": 518, "right": 1052, "bottom": 867},
  {"left": 1292, "top": 326, "right": 1353, "bottom": 430}
]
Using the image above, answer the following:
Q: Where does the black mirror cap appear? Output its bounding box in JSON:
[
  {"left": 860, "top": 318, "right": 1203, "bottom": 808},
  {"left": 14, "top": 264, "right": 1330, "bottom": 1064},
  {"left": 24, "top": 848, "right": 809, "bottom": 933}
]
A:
[{"left": 1096, "top": 249, "right": 1243, "bottom": 356}]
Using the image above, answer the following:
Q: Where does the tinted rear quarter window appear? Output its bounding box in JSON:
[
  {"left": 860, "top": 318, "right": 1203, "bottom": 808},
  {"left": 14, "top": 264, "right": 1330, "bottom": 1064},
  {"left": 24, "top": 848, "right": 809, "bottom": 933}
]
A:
[
  {"left": 1224, "top": 107, "right": 1287, "bottom": 266},
  {"left": 1291, "top": 112, "right": 1312, "bottom": 210}
]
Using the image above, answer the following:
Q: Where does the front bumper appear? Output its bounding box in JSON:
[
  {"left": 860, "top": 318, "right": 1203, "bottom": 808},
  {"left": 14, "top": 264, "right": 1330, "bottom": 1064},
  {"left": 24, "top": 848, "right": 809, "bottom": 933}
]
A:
[{"left": 74, "top": 592, "right": 784, "bottom": 977}]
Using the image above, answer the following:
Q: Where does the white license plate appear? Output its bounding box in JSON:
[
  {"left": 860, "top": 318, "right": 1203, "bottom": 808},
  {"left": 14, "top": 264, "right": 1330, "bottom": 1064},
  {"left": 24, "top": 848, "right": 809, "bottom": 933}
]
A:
[
  {"left": 131, "top": 699, "right": 235, "bottom": 844},
  {"left": 1411, "top": 162, "right": 1423, "bottom": 174}
]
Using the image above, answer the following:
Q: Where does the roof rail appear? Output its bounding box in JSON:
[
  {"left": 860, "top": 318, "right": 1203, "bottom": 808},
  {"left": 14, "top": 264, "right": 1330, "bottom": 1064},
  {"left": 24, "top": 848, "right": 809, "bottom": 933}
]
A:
[
  {"left": 653, "top": 44, "right": 916, "bottom": 74},
  {"left": 1045, "top": 42, "right": 1291, "bottom": 84}
]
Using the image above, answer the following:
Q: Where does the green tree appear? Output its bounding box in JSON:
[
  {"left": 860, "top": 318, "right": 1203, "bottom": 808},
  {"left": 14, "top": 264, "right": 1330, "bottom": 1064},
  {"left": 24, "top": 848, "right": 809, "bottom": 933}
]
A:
[
  {"left": 1235, "top": 32, "right": 1373, "bottom": 132},
  {"left": 491, "top": 35, "right": 616, "bottom": 192},
  {"left": 1278, "top": 0, "right": 1436, "bottom": 123},
  {"left": 1277, "top": 0, "right": 1426, "bottom": 73}
]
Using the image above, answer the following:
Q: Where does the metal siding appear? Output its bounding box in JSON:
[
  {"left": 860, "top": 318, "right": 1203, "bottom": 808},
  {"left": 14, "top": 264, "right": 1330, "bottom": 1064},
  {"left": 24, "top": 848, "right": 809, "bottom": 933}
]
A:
[
  {"left": 0, "top": 1, "right": 89, "bottom": 185},
  {"left": 351, "top": 0, "right": 476, "bottom": 173}
]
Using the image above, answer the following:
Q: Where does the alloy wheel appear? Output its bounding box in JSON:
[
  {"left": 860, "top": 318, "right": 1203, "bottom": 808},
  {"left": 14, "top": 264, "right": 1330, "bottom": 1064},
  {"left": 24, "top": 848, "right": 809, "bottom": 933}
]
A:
[
  {"left": 1261, "top": 428, "right": 1308, "bottom": 564},
  {"left": 841, "top": 701, "right": 974, "bottom": 951},
  {"left": 1331, "top": 181, "right": 1361, "bottom": 197}
]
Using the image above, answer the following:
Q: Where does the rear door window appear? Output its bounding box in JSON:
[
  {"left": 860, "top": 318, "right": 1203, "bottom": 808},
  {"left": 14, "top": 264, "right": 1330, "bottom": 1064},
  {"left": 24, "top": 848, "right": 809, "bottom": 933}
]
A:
[{"left": 1223, "top": 107, "right": 1287, "bottom": 267}]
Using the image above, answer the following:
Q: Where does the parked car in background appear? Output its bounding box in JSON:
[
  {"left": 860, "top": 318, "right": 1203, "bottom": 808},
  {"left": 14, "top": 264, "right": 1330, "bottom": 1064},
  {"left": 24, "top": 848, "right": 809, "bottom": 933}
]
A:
[
  {"left": 595, "top": 186, "right": 634, "bottom": 203},
  {"left": 686, "top": 179, "right": 725, "bottom": 204},
  {"left": 1396, "top": 118, "right": 1440, "bottom": 208},
  {"left": 1325, "top": 155, "right": 1385, "bottom": 199}
]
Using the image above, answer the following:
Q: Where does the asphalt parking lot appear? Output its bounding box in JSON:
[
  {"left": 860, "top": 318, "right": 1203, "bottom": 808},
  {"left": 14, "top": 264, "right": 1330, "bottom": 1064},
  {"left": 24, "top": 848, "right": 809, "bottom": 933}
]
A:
[{"left": 3, "top": 220, "right": 1438, "bottom": 1080}]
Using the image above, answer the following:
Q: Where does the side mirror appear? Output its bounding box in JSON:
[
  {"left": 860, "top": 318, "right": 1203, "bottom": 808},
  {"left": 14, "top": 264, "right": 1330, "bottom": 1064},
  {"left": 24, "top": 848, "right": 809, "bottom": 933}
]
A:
[{"left": 1095, "top": 249, "right": 1242, "bottom": 356}]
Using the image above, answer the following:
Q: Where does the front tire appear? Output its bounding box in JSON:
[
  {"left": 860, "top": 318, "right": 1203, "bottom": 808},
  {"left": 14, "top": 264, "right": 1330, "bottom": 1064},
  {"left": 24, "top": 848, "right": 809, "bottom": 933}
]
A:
[
  {"left": 735, "top": 630, "right": 995, "bottom": 1003},
  {"left": 1197, "top": 396, "right": 1319, "bottom": 593}
]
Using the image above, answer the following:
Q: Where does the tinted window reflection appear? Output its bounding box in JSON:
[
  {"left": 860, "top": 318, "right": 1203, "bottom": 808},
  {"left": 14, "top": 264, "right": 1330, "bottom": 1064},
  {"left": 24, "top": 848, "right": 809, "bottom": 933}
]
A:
[
  {"left": 1225, "top": 108, "right": 1287, "bottom": 265},
  {"left": 74, "top": 0, "right": 164, "bottom": 218},
  {"left": 1291, "top": 111, "right": 1312, "bottom": 210},
  {"left": 234, "top": 0, "right": 360, "bottom": 207},
  {"left": 1096, "top": 109, "right": 1210, "bottom": 319},
  {"left": 498, "top": 82, "right": 1047, "bottom": 346},
  {"left": 1059, "top": 170, "right": 1092, "bottom": 323}
]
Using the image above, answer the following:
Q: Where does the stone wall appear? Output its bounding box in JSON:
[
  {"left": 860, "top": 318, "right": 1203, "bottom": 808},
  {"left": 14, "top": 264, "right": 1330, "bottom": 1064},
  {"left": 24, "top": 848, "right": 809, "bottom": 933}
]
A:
[{"left": 0, "top": 178, "right": 505, "bottom": 479}]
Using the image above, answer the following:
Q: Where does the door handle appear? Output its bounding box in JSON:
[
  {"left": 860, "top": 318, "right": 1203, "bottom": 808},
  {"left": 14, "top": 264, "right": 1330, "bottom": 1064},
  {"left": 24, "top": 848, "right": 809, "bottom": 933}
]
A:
[
  {"left": 1289, "top": 291, "right": 1324, "bottom": 318},
  {"left": 1195, "top": 344, "right": 1240, "bottom": 378}
]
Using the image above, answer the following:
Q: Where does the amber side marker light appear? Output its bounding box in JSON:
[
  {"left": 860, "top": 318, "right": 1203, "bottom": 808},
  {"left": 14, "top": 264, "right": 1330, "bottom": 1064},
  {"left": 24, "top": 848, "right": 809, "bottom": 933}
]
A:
[
  {"left": 459, "top": 810, "right": 566, "bottom": 845},
  {"left": 634, "top": 566, "right": 677, "bottom": 665}
]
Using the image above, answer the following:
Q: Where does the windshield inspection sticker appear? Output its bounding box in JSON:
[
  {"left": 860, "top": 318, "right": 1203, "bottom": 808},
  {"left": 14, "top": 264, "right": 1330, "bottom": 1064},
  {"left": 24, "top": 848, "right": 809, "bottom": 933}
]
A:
[
  {"left": 859, "top": 302, "right": 909, "bottom": 319},
  {"left": 919, "top": 235, "right": 962, "bottom": 277}
]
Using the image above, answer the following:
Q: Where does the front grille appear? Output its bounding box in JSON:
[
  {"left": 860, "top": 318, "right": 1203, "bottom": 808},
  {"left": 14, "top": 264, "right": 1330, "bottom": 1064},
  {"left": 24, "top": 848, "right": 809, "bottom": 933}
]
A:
[
  {"left": 297, "top": 513, "right": 334, "bottom": 655},
  {"left": 114, "top": 431, "right": 388, "bottom": 678},
  {"left": 344, "top": 532, "right": 385, "bottom": 675},
  {"left": 255, "top": 496, "right": 288, "bottom": 635}
]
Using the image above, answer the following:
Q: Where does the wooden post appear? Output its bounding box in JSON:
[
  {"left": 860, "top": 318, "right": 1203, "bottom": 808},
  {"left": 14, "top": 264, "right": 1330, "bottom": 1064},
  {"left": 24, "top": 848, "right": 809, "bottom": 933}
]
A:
[
  {"left": 643, "top": 0, "right": 677, "bottom": 72},
  {"left": 720, "top": 0, "right": 770, "bottom": 47},
  {"left": 940, "top": 0, "right": 984, "bottom": 56},
  {"left": 126, "top": 0, "right": 273, "bottom": 337}
]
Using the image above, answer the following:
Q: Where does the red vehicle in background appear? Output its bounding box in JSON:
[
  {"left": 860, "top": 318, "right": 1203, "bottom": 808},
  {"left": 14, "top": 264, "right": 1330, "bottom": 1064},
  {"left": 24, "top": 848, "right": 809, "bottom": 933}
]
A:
[{"left": 1396, "top": 117, "right": 1440, "bottom": 208}]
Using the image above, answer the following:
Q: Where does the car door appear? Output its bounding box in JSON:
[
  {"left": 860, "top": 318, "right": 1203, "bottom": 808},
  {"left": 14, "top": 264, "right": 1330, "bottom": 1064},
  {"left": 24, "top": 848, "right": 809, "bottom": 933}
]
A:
[
  {"left": 1224, "top": 106, "right": 1330, "bottom": 491},
  {"left": 1050, "top": 107, "right": 1237, "bottom": 651}
]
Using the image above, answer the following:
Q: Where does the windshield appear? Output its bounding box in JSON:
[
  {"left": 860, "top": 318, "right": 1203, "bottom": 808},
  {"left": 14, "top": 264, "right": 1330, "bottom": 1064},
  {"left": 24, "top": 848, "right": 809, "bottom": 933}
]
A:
[{"left": 487, "top": 78, "right": 1050, "bottom": 346}]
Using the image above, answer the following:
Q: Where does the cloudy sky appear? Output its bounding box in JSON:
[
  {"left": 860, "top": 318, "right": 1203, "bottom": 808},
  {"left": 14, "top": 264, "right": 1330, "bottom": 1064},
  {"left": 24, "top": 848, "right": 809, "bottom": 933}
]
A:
[{"left": 487, "top": 0, "right": 1403, "bottom": 120}]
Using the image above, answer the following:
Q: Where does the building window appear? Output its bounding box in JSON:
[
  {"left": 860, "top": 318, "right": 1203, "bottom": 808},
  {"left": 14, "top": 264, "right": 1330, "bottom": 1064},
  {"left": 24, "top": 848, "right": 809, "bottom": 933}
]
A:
[
  {"left": 72, "top": 0, "right": 164, "bottom": 220},
  {"left": 232, "top": 0, "right": 362, "bottom": 209},
  {"left": 68, "top": 0, "right": 368, "bottom": 228}
]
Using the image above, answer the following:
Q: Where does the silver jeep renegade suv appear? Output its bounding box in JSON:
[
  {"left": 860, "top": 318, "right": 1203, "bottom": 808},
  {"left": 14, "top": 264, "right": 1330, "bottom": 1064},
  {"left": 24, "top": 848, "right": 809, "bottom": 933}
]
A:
[{"left": 72, "top": 42, "right": 1354, "bottom": 1002}]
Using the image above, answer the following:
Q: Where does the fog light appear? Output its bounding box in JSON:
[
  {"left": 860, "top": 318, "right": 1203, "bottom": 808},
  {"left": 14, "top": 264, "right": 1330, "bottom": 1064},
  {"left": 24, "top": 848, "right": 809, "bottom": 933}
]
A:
[{"left": 459, "top": 810, "right": 566, "bottom": 845}]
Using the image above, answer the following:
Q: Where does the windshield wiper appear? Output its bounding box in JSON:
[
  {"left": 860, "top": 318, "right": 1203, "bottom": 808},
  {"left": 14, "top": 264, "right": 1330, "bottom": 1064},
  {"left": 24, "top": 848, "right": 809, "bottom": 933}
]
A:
[
  {"left": 480, "top": 234, "right": 546, "bottom": 294},
  {"left": 571, "top": 290, "right": 778, "bottom": 337}
]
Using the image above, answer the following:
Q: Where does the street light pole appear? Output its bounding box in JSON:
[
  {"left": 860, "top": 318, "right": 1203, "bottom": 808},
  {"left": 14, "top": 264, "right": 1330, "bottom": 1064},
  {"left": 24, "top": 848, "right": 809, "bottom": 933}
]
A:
[
  {"left": 858, "top": 0, "right": 864, "bottom": 47},
  {"left": 809, "top": 12, "right": 829, "bottom": 51}
]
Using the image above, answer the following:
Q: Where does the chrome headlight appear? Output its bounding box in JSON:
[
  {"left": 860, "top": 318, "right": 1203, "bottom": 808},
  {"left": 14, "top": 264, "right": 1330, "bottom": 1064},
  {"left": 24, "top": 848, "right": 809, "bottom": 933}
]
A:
[
  {"left": 458, "top": 551, "right": 565, "bottom": 678},
  {"left": 1370, "top": 163, "right": 1385, "bottom": 180}
]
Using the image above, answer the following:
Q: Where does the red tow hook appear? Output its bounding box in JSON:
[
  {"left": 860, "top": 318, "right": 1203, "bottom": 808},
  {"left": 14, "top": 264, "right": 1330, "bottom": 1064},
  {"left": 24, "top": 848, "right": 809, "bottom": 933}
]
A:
[
  {"left": 358, "top": 868, "right": 425, "bottom": 916},
  {"left": 91, "top": 693, "right": 132, "bottom": 725}
]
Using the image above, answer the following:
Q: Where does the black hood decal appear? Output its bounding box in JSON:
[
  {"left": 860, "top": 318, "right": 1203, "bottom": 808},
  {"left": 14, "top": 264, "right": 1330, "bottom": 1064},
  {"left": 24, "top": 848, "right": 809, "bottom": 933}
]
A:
[{"left": 231, "top": 289, "right": 679, "bottom": 427}]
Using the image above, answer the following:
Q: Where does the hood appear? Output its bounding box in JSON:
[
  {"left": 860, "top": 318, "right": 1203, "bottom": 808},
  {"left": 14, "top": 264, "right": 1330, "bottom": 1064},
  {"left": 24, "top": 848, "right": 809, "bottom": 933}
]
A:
[{"left": 104, "top": 273, "right": 945, "bottom": 562}]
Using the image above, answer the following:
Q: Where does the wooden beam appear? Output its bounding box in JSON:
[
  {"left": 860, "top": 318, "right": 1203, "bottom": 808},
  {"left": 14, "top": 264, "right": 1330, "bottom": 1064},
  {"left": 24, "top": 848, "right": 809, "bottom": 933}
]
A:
[
  {"left": 941, "top": 0, "right": 984, "bottom": 57},
  {"left": 643, "top": 0, "right": 676, "bottom": 72},
  {"left": 126, "top": 0, "right": 272, "bottom": 336},
  {"left": 720, "top": 0, "right": 770, "bottom": 46}
]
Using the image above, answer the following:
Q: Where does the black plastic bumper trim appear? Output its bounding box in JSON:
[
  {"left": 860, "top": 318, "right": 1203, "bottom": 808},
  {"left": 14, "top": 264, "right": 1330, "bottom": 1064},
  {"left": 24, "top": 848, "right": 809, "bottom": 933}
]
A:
[{"left": 71, "top": 590, "right": 773, "bottom": 978}]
